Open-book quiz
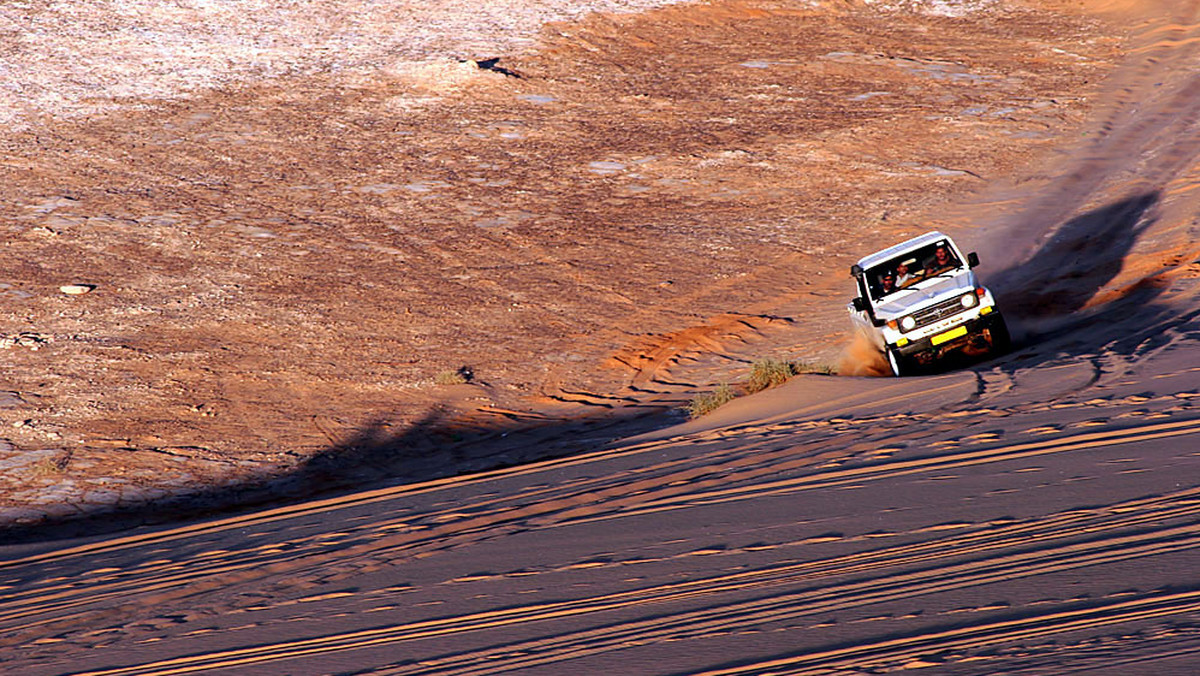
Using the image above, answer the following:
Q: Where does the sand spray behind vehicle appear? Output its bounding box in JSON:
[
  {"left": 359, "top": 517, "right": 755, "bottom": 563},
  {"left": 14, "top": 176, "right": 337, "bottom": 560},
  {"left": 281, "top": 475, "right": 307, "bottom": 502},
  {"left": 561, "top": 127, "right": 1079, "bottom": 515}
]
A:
[{"left": 837, "top": 331, "right": 889, "bottom": 377}]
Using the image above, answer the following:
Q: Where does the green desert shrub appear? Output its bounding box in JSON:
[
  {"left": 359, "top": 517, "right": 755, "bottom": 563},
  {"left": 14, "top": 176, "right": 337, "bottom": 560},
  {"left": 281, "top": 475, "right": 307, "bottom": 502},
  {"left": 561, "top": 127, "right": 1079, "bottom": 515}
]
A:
[
  {"left": 793, "top": 360, "right": 837, "bottom": 376},
  {"left": 435, "top": 369, "right": 469, "bottom": 385},
  {"left": 685, "top": 356, "right": 836, "bottom": 419},
  {"left": 746, "top": 358, "right": 798, "bottom": 393},
  {"left": 747, "top": 358, "right": 836, "bottom": 393},
  {"left": 686, "top": 383, "right": 736, "bottom": 419}
]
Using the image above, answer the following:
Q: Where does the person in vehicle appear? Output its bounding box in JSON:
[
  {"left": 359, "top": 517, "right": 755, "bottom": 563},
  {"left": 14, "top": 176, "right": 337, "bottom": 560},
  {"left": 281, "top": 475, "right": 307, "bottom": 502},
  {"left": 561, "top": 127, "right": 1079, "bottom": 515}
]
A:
[
  {"left": 876, "top": 270, "right": 897, "bottom": 297},
  {"left": 924, "top": 243, "right": 959, "bottom": 276},
  {"left": 895, "top": 260, "right": 916, "bottom": 287}
]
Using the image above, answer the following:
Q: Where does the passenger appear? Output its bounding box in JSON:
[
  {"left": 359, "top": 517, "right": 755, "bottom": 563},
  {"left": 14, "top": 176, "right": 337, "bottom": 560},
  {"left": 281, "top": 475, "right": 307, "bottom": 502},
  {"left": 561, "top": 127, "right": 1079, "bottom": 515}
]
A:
[
  {"left": 925, "top": 243, "right": 958, "bottom": 276},
  {"left": 878, "top": 270, "right": 897, "bottom": 296},
  {"left": 895, "top": 260, "right": 915, "bottom": 287}
]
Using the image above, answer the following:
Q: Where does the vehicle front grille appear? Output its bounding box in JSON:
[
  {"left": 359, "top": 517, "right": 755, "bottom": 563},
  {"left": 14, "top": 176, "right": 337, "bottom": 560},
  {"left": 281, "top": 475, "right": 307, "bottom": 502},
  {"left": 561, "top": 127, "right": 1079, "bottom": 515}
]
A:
[{"left": 910, "top": 295, "right": 967, "bottom": 329}]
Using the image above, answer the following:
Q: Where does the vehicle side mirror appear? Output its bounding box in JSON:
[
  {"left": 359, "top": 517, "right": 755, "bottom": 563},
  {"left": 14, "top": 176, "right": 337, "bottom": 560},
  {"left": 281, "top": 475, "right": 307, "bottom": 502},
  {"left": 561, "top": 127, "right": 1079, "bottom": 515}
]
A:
[
  {"left": 850, "top": 264, "right": 863, "bottom": 278},
  {"left": 851, "top": 297, "right": 867, "bottom": 312},
  {"left": 967, "top": 252, "right": 980, "bottom": 268}
]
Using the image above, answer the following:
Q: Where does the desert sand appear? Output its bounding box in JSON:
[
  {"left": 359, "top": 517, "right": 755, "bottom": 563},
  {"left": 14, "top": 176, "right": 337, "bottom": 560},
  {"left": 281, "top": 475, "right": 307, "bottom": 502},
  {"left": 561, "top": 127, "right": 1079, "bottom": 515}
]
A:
[{"left": 1, "top": 0, "right": 1199, "bottom": 673}]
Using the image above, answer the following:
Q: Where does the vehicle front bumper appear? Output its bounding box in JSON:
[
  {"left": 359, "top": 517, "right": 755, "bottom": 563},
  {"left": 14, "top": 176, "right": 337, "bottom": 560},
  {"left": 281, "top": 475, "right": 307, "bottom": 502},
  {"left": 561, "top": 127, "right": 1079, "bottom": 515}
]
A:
[{"left": 891, "top": 311, "right": 1005, "bottom": 359}]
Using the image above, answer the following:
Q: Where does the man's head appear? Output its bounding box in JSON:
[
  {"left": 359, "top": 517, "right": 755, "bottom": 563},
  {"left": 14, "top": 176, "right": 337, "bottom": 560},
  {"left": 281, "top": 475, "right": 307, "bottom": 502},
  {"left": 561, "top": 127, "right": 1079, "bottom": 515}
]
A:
[
  {"left": 880, "top": 271, "right": 896, "bottom": 291},
  {"left": 934, "top": 244, "right": 951, "bottom": 264},
  {"left": 896, "top": 261, "right": 909, "bottom": 276}
]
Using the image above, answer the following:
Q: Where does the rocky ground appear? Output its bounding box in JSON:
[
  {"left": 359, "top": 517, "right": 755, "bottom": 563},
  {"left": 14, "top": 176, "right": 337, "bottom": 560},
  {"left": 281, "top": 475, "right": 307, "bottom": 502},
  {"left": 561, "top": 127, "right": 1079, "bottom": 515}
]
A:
[
  {"left": 5, "top": 1, "right": 1200, "bottom": 673},
  {"left": 0, "top": 0, "right": 1127, "bottom": 526}
]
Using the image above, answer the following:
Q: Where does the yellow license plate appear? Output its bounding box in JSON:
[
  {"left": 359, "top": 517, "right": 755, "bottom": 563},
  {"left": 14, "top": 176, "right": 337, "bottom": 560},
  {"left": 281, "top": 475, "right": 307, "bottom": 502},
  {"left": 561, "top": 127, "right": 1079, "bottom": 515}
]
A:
[{"left": 931, "top": 325, "right": 968, "bottom": 346}]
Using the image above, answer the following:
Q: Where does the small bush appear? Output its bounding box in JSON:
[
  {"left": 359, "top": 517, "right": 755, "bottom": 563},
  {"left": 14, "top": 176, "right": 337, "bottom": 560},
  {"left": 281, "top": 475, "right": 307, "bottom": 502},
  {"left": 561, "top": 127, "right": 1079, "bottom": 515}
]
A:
[
  {"left": 685, "top": 356, "right": 836, "bottom": 419},
  {"left": 31, "top": 454, "right": 69, "bottom": 477},
  {"left": 747, "top": 358, "right": 837, "bottom": 393},
  {"left": 435, "top": 369, "right": 468, "bottom": 385},
  {"left": 794, "top": 360, "right": 837, "bottom": 376},
  {"left": 686, "top": 383, "right": 736, "bottom": 419},
  {"left": 746, "top": 358, "right": 798, "bottom": 393}
]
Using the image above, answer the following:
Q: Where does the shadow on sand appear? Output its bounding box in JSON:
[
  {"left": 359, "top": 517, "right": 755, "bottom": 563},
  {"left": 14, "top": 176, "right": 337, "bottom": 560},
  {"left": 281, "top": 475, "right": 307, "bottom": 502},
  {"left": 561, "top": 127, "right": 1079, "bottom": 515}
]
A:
[
  {"left": 875, "top": 191, "right": 1165, "bottom": 377},
  {"left": 987, "top": 190, "right": 1161, "bottom": 324},
  {"left": 931, "top": 190, "right": 1167, "bottom": 375},
  {"left": 0, "top": 402, "right": 684, "bottom": 546}
]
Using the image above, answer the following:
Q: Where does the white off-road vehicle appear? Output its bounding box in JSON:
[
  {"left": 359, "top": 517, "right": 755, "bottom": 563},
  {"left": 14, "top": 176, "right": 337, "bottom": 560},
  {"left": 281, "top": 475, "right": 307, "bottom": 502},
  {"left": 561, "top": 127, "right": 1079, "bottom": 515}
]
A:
[{"left": 848, "top": 231, "right": 1009, "bottom": 377}]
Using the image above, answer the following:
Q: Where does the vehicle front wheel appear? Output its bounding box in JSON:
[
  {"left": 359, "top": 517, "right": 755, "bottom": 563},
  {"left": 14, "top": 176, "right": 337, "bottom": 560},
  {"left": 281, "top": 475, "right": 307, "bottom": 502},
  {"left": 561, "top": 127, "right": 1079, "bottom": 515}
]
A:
[
  {"left": 989, "top": 316, "right": 1012, "bottom": 354},
  {"left": 886, "top": 347, "right": 908, "bottom": 377}
]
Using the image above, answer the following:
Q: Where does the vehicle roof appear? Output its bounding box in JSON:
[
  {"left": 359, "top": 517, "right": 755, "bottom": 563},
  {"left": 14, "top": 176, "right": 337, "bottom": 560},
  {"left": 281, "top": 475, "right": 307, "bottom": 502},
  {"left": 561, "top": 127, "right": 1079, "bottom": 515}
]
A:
[{"left": 855, "top": 231, "right": 958, "bottom": 269}]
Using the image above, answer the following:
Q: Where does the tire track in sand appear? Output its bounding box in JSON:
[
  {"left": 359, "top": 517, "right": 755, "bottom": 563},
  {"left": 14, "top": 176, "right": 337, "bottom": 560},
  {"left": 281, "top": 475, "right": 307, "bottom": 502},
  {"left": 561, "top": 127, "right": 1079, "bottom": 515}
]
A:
[
  {"left": 59, "top": 497, "right": 1200, "bottom": 675},
  {"left": 2, "top": 416, "right": 1198, "bottom": 645}
]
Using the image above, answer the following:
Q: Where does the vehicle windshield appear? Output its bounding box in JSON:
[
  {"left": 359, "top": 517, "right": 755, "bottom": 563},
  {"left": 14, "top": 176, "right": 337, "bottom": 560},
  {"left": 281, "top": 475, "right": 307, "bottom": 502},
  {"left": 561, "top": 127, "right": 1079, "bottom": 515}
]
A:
[{"left": 866, "top": 240, "right": 961, "bottom": 300}]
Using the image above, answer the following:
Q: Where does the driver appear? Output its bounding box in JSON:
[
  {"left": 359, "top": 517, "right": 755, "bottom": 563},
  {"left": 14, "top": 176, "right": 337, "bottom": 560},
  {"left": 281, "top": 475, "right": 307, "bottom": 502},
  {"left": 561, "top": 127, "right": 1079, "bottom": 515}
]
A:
[{"left": 925, "top": 243, "right": 958, "bottom": 276}]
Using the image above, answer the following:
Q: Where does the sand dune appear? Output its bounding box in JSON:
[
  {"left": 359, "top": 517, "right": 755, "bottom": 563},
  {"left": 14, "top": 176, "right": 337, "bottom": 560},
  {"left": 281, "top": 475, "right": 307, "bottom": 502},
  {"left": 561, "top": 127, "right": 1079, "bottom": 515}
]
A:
[{"left": 1, "top": 0, "right": 1199, "bottom": 673}]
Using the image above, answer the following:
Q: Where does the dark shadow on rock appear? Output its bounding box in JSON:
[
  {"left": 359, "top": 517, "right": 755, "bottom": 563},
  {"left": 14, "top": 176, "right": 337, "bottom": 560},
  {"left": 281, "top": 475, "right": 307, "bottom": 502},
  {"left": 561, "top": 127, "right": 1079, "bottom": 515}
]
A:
[
  {"left": 0, "top": 401, "right": 684, "bottom": 546},
  {"left": 470, "top": 57, "right": 520, "bottom": 78}
]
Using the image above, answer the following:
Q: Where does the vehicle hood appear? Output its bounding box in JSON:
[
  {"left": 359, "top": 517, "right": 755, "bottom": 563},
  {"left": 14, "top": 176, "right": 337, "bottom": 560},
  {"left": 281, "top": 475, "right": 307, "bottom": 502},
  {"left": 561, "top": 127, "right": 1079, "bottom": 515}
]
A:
[{"left": 873, "top": 272, "right": 975, "bottom": 318}]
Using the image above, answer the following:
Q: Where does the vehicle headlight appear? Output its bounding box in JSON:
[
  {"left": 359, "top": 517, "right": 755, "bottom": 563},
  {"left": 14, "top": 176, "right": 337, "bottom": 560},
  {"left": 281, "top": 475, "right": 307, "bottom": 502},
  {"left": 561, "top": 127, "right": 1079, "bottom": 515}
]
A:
[
  {"left": 900, "top": 315, "right": 916, "bottom": 331},
  {"left": 960, "top": 292, "right": 978, "bottom": 309}
]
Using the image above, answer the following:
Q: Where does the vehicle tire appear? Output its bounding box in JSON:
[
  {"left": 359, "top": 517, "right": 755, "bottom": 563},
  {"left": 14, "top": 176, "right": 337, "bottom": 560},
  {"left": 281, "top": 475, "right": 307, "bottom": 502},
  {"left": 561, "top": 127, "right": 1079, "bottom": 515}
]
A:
[
  {"left": 886, "top": 347, "right": 906, "bottom": 377},
  {"left": 989, "top": 315, "right": 1012, "bottom": 354}
]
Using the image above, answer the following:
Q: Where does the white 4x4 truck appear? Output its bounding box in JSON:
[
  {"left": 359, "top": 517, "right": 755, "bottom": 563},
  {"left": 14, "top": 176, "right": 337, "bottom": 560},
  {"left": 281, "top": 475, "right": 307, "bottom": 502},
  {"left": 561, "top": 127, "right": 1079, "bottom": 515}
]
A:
[{"left": 848, "top": 231, "right": 1009, "bottom": 377}]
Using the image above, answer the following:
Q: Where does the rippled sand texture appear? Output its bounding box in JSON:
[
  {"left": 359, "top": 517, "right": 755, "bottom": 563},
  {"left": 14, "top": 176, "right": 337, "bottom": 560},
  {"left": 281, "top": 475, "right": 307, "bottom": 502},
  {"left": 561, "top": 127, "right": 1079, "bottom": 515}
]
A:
[{"left": 2, "top": 0, "right": 1200, "bottom": 674}]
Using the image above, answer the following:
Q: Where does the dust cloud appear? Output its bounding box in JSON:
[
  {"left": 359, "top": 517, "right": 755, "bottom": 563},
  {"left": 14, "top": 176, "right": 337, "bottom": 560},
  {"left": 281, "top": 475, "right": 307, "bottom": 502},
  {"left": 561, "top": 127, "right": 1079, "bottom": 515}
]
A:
[{"left": 837, "top": 332, "right": 889, "bottom": 377}]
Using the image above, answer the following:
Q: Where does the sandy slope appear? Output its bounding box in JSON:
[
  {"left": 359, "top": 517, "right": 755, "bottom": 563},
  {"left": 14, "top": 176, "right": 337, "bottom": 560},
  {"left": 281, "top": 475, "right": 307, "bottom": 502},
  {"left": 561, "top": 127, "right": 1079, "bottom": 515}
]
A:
[
  {"left": 1, "top": 0, "right": 1200, "bottom": 673},
  {"left": 0, "top": 0, "right": 1121, "bottom": 523}
]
